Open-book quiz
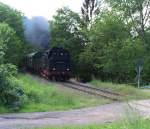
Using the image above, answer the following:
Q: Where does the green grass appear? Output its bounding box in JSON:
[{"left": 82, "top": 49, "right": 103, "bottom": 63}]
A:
[
  {"left": 5, "top": 74, "right": 110, "bottom": 113},
  {"left": 1, "top": 74, "right": 149, "bottom": 113},
  {"left": 91, "top": 79, "right": 150, "bottom": 100},
  {"left": 0, "top": 106, "right": 10, "bottom": 113},
  {"left": 35, "top": 119, "right": 150, "bottom": 129}
]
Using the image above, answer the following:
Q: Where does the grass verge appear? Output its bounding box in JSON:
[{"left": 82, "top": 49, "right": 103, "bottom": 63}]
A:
[
  {"left": 91, "top": 79, "right": 150, "bottom": 100},
  {"left": 0, "top": 74, "right": 111, "bottom": 113},
  {"left": 35, "top": 119, "right": 150, "bottom": 129}
]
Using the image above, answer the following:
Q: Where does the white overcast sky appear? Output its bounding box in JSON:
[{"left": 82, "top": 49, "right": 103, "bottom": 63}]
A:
[{"left": 0, "top": 0, "right": 84, "bottom": 19}]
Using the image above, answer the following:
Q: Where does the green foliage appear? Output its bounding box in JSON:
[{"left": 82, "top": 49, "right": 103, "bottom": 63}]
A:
[
  {"left": 0, "top": 64, "right": 24, "bottom": 111},
  {"left": 0, "top": 23, "right": 25, "bottom": 111},
  {"left": 77, "top": 44, "right": 95, "bottom": 82},
  {"left": 76, "top": 10, "right": 150, "bottom": 83},
  {"left": 78, "top": 11, "right": 130, "bottom": 82},
  {"left": 0, "top": 2, "right": 24, "bottom": 39},
  {"left": 106, "top": 0, "right": 150, "bottom": 43},
  {"left": 0, "top": 36, "right": 5, "bottom": 64},
  {"left": 143, "top": 54, "right": 150, "bottom": 83},
  {"left": 36, "top": 119, "right": 150, "bottom": 129},
  {"left": 103, "top": 39, "right": 145, "bottom": 82},
  {"left": 90, "top": 11, "right": 129, "bottom": 45},
  {"left": 0, "top": 3, "right": 38, "bottom": 112},
  {"left": 91, "top": 79, "right": 150, "bottom": 100},
  {"left": 0, "top": 2, "right": 30, "bottom": 66},
  {"left": 0, "top": 23, "right": 24, "bottom": 65},
  {"left": 51, "top": 7, "right": 85, "bottom": 62},
  {"left": 50, "top": 6, "right": 150, "bottom": 83},
  {"left": 17, "top": 74, "right": 110, "bottom": 112}
]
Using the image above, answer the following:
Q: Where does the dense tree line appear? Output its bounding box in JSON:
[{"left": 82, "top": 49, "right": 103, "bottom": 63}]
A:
[
  {"left": 51, "top": 0, "right": 150, "bottom": 84},
  {"left": 0, "top": 3, "right": 27, "bottom": 110},
  {"left": 0, "top": 0, "right": 150, "bottom": 111}
]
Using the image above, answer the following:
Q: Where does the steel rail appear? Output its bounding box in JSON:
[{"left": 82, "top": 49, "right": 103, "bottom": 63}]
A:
[
  {"left": 58, "top": 82, "right": 122, "bottom": 101},
  {"left": 68, "top": 80, "right": 121, "bottom": 96}
]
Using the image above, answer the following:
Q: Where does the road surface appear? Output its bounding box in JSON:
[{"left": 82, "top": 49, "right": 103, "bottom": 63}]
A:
[{"left": 0, "top": 100, "right": 150, "bottom": 129}]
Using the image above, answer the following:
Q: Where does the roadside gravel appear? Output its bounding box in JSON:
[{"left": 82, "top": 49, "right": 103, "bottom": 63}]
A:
[{"left": 0, "top": 100, "right": 150, "bottom": 129}]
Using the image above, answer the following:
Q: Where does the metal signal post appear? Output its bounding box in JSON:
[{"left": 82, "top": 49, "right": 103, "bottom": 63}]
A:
[
  {"left": 136, "top": 66, "right": 142, "bottom": 88},
  {"left": 135, "top": 59, "right": 143, "bottom": 88}
]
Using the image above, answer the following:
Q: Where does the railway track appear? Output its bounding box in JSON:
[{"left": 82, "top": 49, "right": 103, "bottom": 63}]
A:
[
  {"left": 58, "top": 80, "right": 123, "bottom": 101},
  {"left": 27, "top": 73, "right": 123, "bottom": 101}
]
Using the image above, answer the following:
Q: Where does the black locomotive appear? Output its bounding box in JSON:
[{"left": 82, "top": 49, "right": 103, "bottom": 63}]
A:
[{"left": 25, "top": 47, "right": 72, "bottom": 81}]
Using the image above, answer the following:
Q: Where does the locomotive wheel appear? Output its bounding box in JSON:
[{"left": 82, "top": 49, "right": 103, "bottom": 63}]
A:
[
  {"left": 50, "top": 76, "right": 56, "bottom": 82},
  {"left": 61, "top": 76, "right": 66, "bottom": 82},
  {"left": 65, "top": 76, "right": 69, "bottom": 81},
  {"left": 55, "top": 76, "right": 60, "bottom": 82}
]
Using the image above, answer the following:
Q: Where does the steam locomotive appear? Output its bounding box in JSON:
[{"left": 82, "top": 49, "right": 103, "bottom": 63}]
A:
[{"left": 25, "top": 47, "right": 72, "bottom": 81}]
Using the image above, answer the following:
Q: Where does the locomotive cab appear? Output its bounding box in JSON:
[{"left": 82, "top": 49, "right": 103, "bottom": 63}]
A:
[{"left": 48, "top": 47, "right": 71, "bottom": 81}]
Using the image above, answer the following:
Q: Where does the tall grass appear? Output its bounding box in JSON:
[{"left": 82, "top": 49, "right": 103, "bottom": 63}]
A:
[
  {"left": 91, "top": 79, "right": 150, "bottom": 100},
  {"left": 35, "top": 119, "right": 150, "bottom": 129},
  {"left": 16, "top": 74, "right": 110, "bottom": 112}
]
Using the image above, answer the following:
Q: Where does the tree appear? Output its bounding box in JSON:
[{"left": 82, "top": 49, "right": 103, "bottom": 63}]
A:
[
  {"left": 0, "top": 2, "right": 24, "bottom": 39},
  {"left": 0, "top": 23, "right": 24, "bottom": 65},
  {"left": 0, "top": 33, "right": 6, "bottom": 64},
  {"left": 0, "top": 64, "right": 24, "bottom": 111},
  {"left": 51, "top": 7, "right": 88, "bottom": 77},
  {"left": 81, "top": 11, "right": 132, "bottom": 82},
  {"left": 51, "top": 7, "right": 85, "bottom": 62},
  {"left": 103, "top": 39, "right": 145, "bottom": 82},
  {"left": 78, "top": 44, "right": 96, "bottom": 82},
  {"left": 143, "top": 54, "right": 150, "bottom": 83},
  {"left": 0, "top": 2, "right": 30, "bottom": 67},
  {"left": 0, "top": 24, "right": 24, "bottom": 110},
  {"left": 81, "top": 0, "right": 101, "bottom": 25},
  {"left": 107, "top": 0, "right": 150, "bottom": 44},
  {"left": 83, "top": 11, "right": 149, "bottom": 83}
]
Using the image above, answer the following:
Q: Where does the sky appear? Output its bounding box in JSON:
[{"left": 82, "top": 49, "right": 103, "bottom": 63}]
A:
[{"left": 0, "top": 0, "right": 84, "bottom": 19}]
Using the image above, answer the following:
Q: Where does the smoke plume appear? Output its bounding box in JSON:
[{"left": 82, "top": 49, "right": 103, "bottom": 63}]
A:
[{"left": 23, "top": 16, "right": 50, "bottom": 48}]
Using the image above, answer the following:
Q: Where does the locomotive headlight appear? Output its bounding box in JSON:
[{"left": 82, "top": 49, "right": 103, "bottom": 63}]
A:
[
  {"left": 52, "top": 68, "right": 56, "bottom": 71},
  {"left": 66, "top": 68, "right": 70, "bottom": 71}
]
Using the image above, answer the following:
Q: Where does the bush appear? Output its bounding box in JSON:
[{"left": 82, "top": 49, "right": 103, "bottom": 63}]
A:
[
  {"left": 102, "top": 39, "right": 145, "bottom": 83},
  {"left": 0, "top": 2, "right": 24, "bottom": 39},
  {"left": 0, "top": 23, "right": 24, "bottom": 65},
  {"left": 0, "top": 64, "right": 24, "bottom": 111},
  {"left": 77, "top": 45, "right": 95, "bottom": 82}
]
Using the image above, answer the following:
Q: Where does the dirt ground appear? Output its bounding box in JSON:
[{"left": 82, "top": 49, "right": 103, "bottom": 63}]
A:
[{"left": 0, "top": 99, "right": 150, "bottom": 129}]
